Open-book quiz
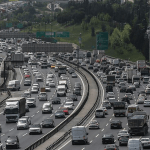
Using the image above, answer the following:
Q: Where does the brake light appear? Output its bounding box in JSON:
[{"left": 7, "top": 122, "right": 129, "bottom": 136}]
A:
[
  {"left": 114, "top": 148, "right": 117, "bottom": 150},
  {"left": 104, "top": 149, "right": 107, "bottom": 150}
]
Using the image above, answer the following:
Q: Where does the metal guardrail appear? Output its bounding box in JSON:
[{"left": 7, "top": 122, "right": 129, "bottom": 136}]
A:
[
  {"left": 24, "top": 59, "right": 89, "bottom": 150},
  {"left": 46, "top": 57, "right": 101, "bottom": 150}
]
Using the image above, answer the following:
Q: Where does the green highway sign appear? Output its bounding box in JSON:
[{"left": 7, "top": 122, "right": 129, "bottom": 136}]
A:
[
  {"left": 56, "top": 32, "right": 69, "bottom": 37},
  {"left": 45, "top": 32, "right": 55, "bottom": 38},
  {"left": 6, "top": 23, "right": 12, "bottom": 28},
  {"left": 17, "top": 23, "right": 23, "bottom": 29},
  {"left": 36, "top": 32, "right": 45, "bottom": 38},
  {"left": 96, "top": 32, "right": 108, "bottom": 50}
]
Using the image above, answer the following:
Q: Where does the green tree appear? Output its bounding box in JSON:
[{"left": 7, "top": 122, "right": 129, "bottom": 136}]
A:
[{"left": 110, "top": 27, "right": 122, "bottom": 49}]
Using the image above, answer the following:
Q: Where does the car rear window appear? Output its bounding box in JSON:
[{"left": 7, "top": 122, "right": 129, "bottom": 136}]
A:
[{"left": 96, "top": 110, "right": 103, "bottom": 112}]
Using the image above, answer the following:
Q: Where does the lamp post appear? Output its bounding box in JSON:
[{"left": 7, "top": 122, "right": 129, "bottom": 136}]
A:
[{"left": 50, "top": 23, "right": 52, "bottom": 38}]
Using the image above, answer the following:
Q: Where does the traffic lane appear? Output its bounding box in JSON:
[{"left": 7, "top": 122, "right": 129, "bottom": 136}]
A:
[
  {"left": 1, "top": 66, "right": 83, "bottom": 148},
  {"left": 0, "top": 67, "right": 57, "bottom": 135}
]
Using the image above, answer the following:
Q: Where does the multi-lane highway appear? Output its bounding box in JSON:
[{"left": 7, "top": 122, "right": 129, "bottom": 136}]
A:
[
  {"left": 54, "top": 57, "right": 150, "bottom": 150},
  {"left": 0, "top": 50, "right": 86, "bottom": 149}
]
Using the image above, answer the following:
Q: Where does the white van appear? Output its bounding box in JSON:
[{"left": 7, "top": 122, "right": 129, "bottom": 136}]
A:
[
  {"left": 57, "top": 85, "right": 66, "bottom": 97},
  {"left": 7, "top": 80, "right": 20, "bottom": 91},
  {"left": 71, "top": 126, "right": 88, "bottom": 145},
  {"left": 143, "top": 77, "right": 149, "bottom": 84},
  {"left": 128, "top": 138, "right": 143, "bottom": 150},
  {"left": 95, "top": 108, "right": 105, "bottom": 118}
]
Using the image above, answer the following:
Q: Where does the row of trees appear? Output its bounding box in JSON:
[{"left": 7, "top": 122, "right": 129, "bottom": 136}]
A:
[{"left": 57, "top": 0, "right": 149, "bottom": 60}]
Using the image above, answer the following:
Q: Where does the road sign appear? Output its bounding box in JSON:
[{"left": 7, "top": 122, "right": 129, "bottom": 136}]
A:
[
  {"left": 96, "top": 32, "right": 108, "bottom": 50},
  {"left": 6, "top": 23, "right": 12, "bottom": 28},
  {"left": 45, "top": 32, "right": 55, "bottom": 38},
  {"left": 56, "top": 32, "right": 69, "bottom": 37},
  {"left": 17, "top": 23, "right": 23, "bottom": 29},
  {"left": 36, "top": 32, "right": 45, "bottom": 38}
]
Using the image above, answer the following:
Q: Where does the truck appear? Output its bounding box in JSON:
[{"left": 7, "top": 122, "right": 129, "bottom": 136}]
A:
[
  {"left": 7, "top": 80, "right": 20, "bottom": 91},
  {"left": 132, "top": 75, "right": 140, "bottom": 85},
  {"left": 127, "top": 68, "right": 134, "bottom": 83},
  {"left": 113, "top": 59, "right": 119, "bottom": 66},
  {"left": 137, "top": 60, "right": 146, "bottom": 72},
  {"left": 107, "top": 75, "right": 115, "bottom": 86},
  {"left": 128, "top": 111, "right": 149, "bottom": 136},
  {"left": 90, "top": 57, "right": 96, "bottom": 65},
  {"left": 58, "top": 66, "right": 66, "bottom": 77},
  {"left": 140, "top": 68, "right": 149, "bottom": 76},
  {"left": 113, "top": 102, "right": 126, "bottom": 117},
  {"left": 4, "top": 97, "right": 26, "bottom": 123}
]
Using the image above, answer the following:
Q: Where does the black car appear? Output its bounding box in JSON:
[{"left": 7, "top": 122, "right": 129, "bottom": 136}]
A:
[
  {"left": 110, "top": 120, "right": 122, "bottom": 129},
  {"left": 73, "top": 87, "right": 81, "bottom": 96},
  {"left": 55, "top": 110, "right": 65, "bottom": 119},
  {"left": 119, "top": 135, "right": 129, "bottom": 146},
  {"left": 93, "top": 67, "right": 99, "bottom": 72},
  {"left": 5, "top": 136, "right": 20, "bottom": 149},
  {"left": 104, "top": 144, "right": 119, "bottom": 150},
  {"left": 120, "top": 86, "right": 127, "bottom": 92},
  {"left": 121, "top": 97, "right": 130, "bottom": 104},
  {"left": 68, "top": 68, "right": 75, "bottom": 74},
  {"left": 102, "top": 134, "right": 114, "bottom": 144},
  {"left": 52, "top": 97, "right": 61, "bottom": 104},
  {"left": 67, "top": 94, "right": 78, "bottom": 101},
  {"left": 41, "top": 118, "right": 55, "bottom": 128},
  {"left": 126, "top": 87, "right": 133, "bottom": 94},
  {"left": 88, "top": 65, "right": 93, "bottom": 69},
  {"left": 106, "top": 85, "right": 113, "bottom": 93}
]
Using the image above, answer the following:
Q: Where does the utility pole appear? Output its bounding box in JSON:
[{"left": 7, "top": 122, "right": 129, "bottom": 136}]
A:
[{"left": 148, "top": 0, "right": 150, "bottom": 62}]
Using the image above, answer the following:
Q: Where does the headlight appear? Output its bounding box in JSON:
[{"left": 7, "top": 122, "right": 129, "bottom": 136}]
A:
[{"left": 14, "top": 142, "right": 17, "bottom": 144}]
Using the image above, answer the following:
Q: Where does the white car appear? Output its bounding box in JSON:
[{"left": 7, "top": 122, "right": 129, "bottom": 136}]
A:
[
  {"left": 144, "top": 100, "right": 150, "bottom": 107},
  {"left": 26, "top": 98, "right": 36, "bottom": 107},
  {"left": 117, "top": 130, "right": 130, "bottom": 140},
  {"left": 17, "top": 118, "right": 29, "bottom": 130},
  {"left": 22, "top": 116, "right": 31, "bottom": 125},
  {"left": 31, "top": 86, "right": 38, "bottom": 94},
  {"left": 141, "top": 138, "right": 150, "bottom": 148},
  {"left": 29, "top": 124, "right": 42, "bottom": 135},
  {"left": 64, "top": 102, "right": 73, "bottom": 110}
]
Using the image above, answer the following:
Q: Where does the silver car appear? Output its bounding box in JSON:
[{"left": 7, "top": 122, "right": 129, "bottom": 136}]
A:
[
  {"left": 38, "top": 92, "right": 47, "bottom": 101},
  {"left": 29, "top": 124, "right": 42, "bottom": 135},
  {"left": 17, "top": 118, "right": 29, "bottom": 130},
  {"left": 31, "top": 86, "right": 38, "bottom": 94},
  {"left": 144, "top": 100, "right": 150, "bottom": 107},
  {"left": 64, "top": 102, "right": 73, "bottom": 110},
  {"left": 88, "top": 120, "right": 100, "bottom": 129},
  {"left": 141, "top": 138, "right": 150, "bottom": 148},
  {"left": 26, "top": 98, "right": 36, "bottom": 107}
]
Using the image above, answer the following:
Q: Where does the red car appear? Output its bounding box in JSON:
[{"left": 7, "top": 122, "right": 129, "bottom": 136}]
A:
[
  {"left": 24, "top": 74, "right": 30, "bottom": 78},
  {"left": 60, "top": 107, "right": 69, "bottom": 115}
]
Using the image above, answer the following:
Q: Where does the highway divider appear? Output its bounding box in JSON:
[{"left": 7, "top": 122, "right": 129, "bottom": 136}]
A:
[
  {"left": 25, "top": 58, "right": 89, "bottom": 150},
  {"left": 45, "top": 57, "right": 101, "bottom": 150}
]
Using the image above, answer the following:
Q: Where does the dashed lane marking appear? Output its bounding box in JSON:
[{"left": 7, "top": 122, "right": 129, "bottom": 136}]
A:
[
  {"left": 96, "top": 134, "right": 99, "bottom": 137},
  {"left": 9, "top": 128, "right": 14, "bottom": 131},
  {"left": 23, "top": 133, "right": 27, "bottom": 136}
]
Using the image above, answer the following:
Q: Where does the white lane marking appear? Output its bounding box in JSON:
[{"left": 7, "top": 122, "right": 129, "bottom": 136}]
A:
[
  {"left": 101, "top": 128, "right": 104, "bottom": 131},
  {"left": 19, "top": 68, "right": 23, "bottom": 84},
  {"left": 110, "top": 118, "right": 112, "bottom": 121},
  {"left": 126, "top": 123, "right": 128, "bottom": 125},
  {"left": 50, "top": 114, "right": 53, "bottom": 117},
  {"left": 31, "top": 115, "right": 34, "bottom": 117},
  {"left": 0, "top": 112, "right": 3, "bottom": 114},
  {"left": 1, "top": 134, "right": 5, "bottom": 137},
  {"left": 9, "top": 128, "right": 14, "bottom": 131},
  {"left": 37, "top": 111, "right": 39, "bottom": 113},
  {"left": 96, "top": 134, "right": 99, "bottom": 137},
  {"left": 23, "top": 133, "right": 27, "bottom": 136},
  {"left": 81, "top": 148, "right": 85, "bottom": 150},
  {"left": 90, "top": 140, "right": 92, "bottom": 143},
  {"left": 106, "top": 123, "right": 108, "bottom": 126}
]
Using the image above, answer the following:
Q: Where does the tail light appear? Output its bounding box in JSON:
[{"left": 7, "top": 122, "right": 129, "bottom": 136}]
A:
[{"left": 114, "top": 148, "right": 117, "bottom": 150}]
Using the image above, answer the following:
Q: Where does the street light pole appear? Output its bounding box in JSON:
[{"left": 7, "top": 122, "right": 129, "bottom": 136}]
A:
[{"left": 148, "top": 0, "right": 150, "bottom": 61}]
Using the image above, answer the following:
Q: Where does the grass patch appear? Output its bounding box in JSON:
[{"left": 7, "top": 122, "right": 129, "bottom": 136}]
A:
[{"left": 29, "top": 21, "right": 145, "bottom": 61}]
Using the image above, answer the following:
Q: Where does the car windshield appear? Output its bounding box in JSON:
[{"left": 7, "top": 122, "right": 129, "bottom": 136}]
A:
[
  {"left": 129, "top": 143, "right": 139, "bottom": 148},
  {"left": 44, "top": 119, "right": 52, "bottom": 123},
  {"left": 43, "top": 105, "right": 49, "bottom": 108},
  {"left": 27, "top": 98, "right": 34, "bottom": 101},
  {"left": 58, "top": 89, "right": 65, "bottom": 91},
  {"left": 24, "top": 93, "right": 30, "bottom": 96},
  {"left": 141, "top": 139, "right": 149, "bottom": 141},
  {"left": 31, "top": 124, "right": 40, "bottom": 128},
  {"left": 119, "top": 130, "right": 127, "bottom": 133},
  {"left": 18, "top": 120, "right": 26, "bottom": 123}
]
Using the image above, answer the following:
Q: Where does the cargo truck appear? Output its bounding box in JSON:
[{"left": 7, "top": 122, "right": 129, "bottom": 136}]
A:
[
  {"left": 4, "top": 97, "right": 26, "bottom": 123},
  {"left": 58, "top": 66, "right": 66, "bottom": 77},
  {"left": 132, "top": 75, "right": 140, "bottom": 85},
  {"left": 137, "top": 60, "right": 146, "bottom": 72},
  {"left": 107, "top": 75, "right": 115, "bottom": 86},
  {"left": 127, "top": 68, "right": 134, "bottom": 83},
  {"left": 128, "top": 111, "right": 149, "bottom": 136},
  {"left": 113, "top": 101, "right": 126, "bottom": 117}
]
